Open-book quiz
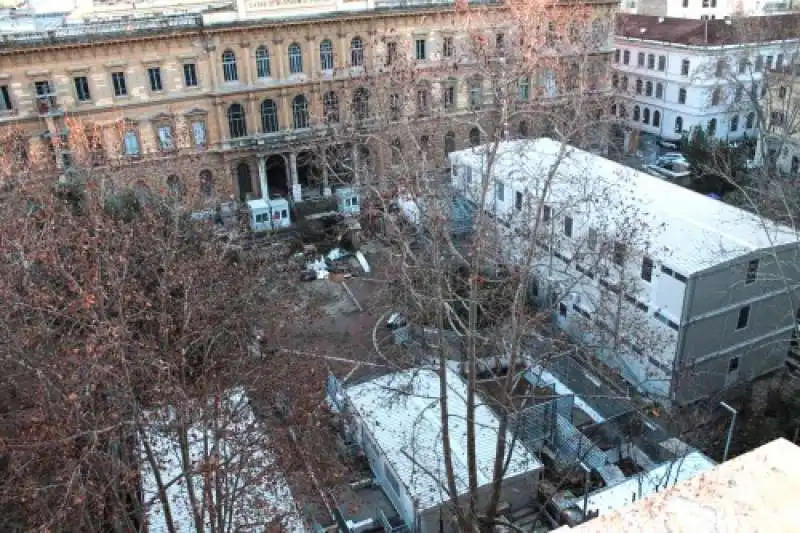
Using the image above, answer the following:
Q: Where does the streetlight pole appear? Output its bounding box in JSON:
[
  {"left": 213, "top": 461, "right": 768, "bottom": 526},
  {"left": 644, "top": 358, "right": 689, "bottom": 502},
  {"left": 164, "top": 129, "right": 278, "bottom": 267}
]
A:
[{"left": 720, "top": 401, "right": 737, "bottom": 462}]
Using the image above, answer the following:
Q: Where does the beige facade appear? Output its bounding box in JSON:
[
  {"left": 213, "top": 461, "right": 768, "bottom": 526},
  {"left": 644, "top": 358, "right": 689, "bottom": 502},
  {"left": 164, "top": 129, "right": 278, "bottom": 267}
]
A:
[{"left": 0, "top": 1, "right": 615, "bottom": 205}]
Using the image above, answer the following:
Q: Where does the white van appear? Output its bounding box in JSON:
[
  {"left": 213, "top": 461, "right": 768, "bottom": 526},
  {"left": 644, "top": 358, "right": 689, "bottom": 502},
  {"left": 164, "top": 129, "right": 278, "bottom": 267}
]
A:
[{"left": 247, "top": 198, "right": 291, "bottom": 232}]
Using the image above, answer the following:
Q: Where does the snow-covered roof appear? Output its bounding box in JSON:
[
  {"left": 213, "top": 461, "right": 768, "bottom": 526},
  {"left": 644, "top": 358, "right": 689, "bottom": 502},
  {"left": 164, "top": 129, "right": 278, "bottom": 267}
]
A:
[
  {"left": 344, "top": 368, "right": 543, "bottom": 512},
  {"left": 247, "top": 197, "right": 289, "bottom": 210},
  {"left": 575, "top": 450, "right": 715, "bottom": 517},
  {"left": 449, "top": 138, "right": 800, "bottom": 275},
  {"left": 139, "top": 388, "right": 305, "bottom": 533}
]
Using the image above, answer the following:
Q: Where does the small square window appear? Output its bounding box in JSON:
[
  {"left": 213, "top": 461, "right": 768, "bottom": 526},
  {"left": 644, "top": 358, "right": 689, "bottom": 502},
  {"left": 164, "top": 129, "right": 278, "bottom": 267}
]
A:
[
  {"left": 564, "top": 216, "right": 573, "bottom": 237},
  {"left": 736, "top": 305, "right": 750, "bottom": 330},
  {"left": 728, "top": 357, "right": 740, "bottom": 373},
  {"left": 641, "top": 256, "right": 653, "bottom": 282},
  {"left": 746, "top": 259, "right": 759, "bottom": 284}
]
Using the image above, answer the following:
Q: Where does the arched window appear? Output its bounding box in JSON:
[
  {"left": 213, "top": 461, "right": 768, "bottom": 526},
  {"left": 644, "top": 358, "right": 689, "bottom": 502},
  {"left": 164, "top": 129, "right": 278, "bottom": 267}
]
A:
[
  {"left": 635, "top": 79, "right": 643, "bottom": 95},
  {"left": 255, "top": 46, "right": 270, "bottom": 78},
  {"left": 469, "top": 76, "right": 482, "bottom": 109},
  {"left": 708, "top": 118, "right": 717, "bottom": 136},
  {"left": 350, "top": 37, "right": 364, "bottom": 67},
  {"left": 633, "top": 105, "right": 641, "bottom": 121},
  {"left": 655, "top": 82, "right": 664, "bottom": 99},
  {"left": 444, "top": 131, "right": 456, "bottom": 156},
  {"left": 653, "top": 110, "right": 661, "bottom": 127},
  {"left": 288, "top": 43, "right": 303, "bottom": 74},
  {"left": 222, "top": 50, "right": 238, "bottom": 82},
  {"left": 227, "top": 103, "right": 247, "bottom": 138},
  {"left": 518, "top": 120, "right": 529, "bottom": 138},
  {"left": 642, "top": 108, "right": 650, "bottom": 124},
  {"left": 292, "top": 94, "right": 309, "bottom": 129},
  {"left": 353, "top": 87, "right": 369, "bottom": 120},
  {"left": 199, "top": 169, "right": 213, "bottom": 198},
  {"left": 323, "top": 91, "right": 339, "bottom": 123},
  {"left": 674, "top": 116, "right": 683, "bottom": 133},
  {"left": 320, "top": 39, "right": 334, "bottom": 71},
  {"left": 167, "top": 174, "right": 183, "bottom": 197},
  {"left": 619, "top": 104, "right": 627, "bottom": 118},
  {"left": 611, "top": 103, "right": 617, "bottom": 116},
  {"left": 469, "top": 127, "right": 481, "bottom": 147},
  {"left": 645, "top": 81, "right": 653, "bottom": 96},
  {"left": 260, "top": 99, "right": 279, "bottom": 133}
]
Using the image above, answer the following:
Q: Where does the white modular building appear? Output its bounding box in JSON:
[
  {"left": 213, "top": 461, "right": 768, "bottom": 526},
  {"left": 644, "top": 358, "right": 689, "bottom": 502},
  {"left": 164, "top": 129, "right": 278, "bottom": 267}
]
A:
[{"left": 449, "top": 138, "right": 800, "bottom": 404}]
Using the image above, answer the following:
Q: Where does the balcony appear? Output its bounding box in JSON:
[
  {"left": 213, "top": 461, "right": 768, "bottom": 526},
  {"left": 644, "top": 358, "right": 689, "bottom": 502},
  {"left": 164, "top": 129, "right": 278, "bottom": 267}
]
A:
[{"left": 36, "top": 95, "right": 62, "bottom": 116}]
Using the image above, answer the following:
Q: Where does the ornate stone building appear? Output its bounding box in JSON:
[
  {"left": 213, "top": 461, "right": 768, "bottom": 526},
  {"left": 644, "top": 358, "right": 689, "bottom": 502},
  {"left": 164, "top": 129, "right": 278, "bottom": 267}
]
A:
[{"left": 0, "top": 0, "right": 616, "bottom": 204}]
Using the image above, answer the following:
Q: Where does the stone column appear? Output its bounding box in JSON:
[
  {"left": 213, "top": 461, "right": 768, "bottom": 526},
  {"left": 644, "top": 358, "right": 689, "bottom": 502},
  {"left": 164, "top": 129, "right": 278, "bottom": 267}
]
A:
[
  {"left": 322, "top": 165, "right": 331, "bottom": 196},
  {"left": 206, "top": 43, "right": 219, "bottom": 91},
  {"left": 289, "top": 152, "right": 302, "bottom": 202},
  {"left": 307, "top": 35, "right": 318, "bottom": 79},
  {"left": 273, "top": 39, "right": 285, "bottom": 80},
  {"left": 247, "top": 94, "right": 260, "bottom": 135},
  {"left": 213, "top": 99, "right": 227, "bottom": 144},
  {"left": 337, "top": 32, "right": 349, "bottom": 70},
  {"left": 258, "top": 156, "right": 268, "bottom": 199},
  {"left": 240, "top": 41, "right": 253, "bottom": 85}
]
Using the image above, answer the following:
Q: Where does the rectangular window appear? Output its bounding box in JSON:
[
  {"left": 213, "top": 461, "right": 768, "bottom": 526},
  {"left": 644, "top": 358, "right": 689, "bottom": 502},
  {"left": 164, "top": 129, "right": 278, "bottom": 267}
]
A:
[
  {"left": 73, "top": 76, "right": 91, "bottom": 102},
  {"left": 613, "top": 241, "right": 626, "bottom": 266},
  {"left": 681, "top": 59, "right": 690, "bottom": 76},
  {"left": 559, "top": 302, "right": 568, "bottom": 317},
  {"left": 542, "top": 205, "right": 552, "bottom": 223},
  {"left": 587, "top": 228, "right": 598, "bottom": 250},
  {"left": 641, "top": 256, "right": 653, "bottom": 282},
  {"left": 123, "top": 130, "right": 139, "bottom": 155},
  {"left": 386, "top": 41, "right": 397, "bottom": 66},
  {"left": 495, "top": 32, "right": 505, "bottom": 52},
  {"left": 147, "top": 67, "right": 163, "bottom": 92},
  {"left": 755, "top": 56, "right": 764, "bottom": 72},
  {"left": 682, "top": 0, "right": 688, "bottom": 6},
  {"left": 746, "top": 259, "right": 759, "bottom": 284},
  {"left": 443, "top": 85, "right": 455, "bottom": 110},
  {"left": 623, "top": 50, "right": 630, "bottom": 65},
  {"left": 0, "top": 85, "right": 11, "bottom": 111},
  {"left": 157, "top": 125, "right": 173, "bottom": 151},
  {"left": 495, "top": 182, "right": 504, "bottom": 202},
  {"left": 738, "top": 58, "right": 748, "bottom": 73},
  {"left": 111, "top": 71, "right": 127, "bottom": 97},
  {"left": 183, "top": 63, "right": 198, "bottom": 87},
  {"left": 564, "top": 216, "right": 573, "bottom": 237},
  {"left": 515, "top": 191, "right": 523, "bottom": 211},
  {"left": 442, "top": 36, "right": 454, "bottom": 58},
  {"left": 736, "top": 305, "right": 750, "bottom": 330},
  {"left": 728, "top": 357, "right": 740, "bottom": 373},
  {"left": 415, "top": 39, "right": 426, "bottom": 61},
  {"left": 766, "top": 55, "right": 774, "bottom": 70},
  {"left": 658, "top": 55, "right": 666, "bottom": 71},
  {"left": 647, "top": 54, "right": 655, "bottom": 69},
  {"left": 614, "top": 49, "right": 620, "bottom": 63},
  {"left": 637, "top": 52, "right": 645, "bottom": 67},
  {"left": 191, "top": 120, "right": 206, "bottom": 147}
]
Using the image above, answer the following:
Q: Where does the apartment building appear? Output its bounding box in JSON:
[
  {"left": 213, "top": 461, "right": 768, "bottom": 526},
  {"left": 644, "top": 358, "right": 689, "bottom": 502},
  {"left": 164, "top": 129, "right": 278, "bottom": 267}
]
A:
[
  {"left": 754, "top": 54, "right": 800, "bottom": 173},
  {"left": 0, "top": 0, "right": 615, "bottom": 205},
  {"left": 449, "top": 138, "right": 800, "bottom": 405},
  {"left": 612, "top": 14, "right": 800, "bottom": 148},
  {"left": 618, "top": 0, "right": 796, "bottom": 19}
]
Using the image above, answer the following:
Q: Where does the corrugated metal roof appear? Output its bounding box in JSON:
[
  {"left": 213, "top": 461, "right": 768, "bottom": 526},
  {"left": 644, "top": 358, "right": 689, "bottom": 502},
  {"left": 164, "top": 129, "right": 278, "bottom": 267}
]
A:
[
  {"left": 345, "top": 368, "right": 543, "bottom": 512},
  {"left": 449, "top": 138, "right": 800, "bottom": 276}
]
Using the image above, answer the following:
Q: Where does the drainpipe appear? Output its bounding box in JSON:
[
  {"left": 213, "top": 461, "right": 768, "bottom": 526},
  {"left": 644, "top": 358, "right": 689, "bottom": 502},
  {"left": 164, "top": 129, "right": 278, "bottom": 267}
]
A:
[{"left": 581, "top": 462, "right": 591, "bottom": 520}]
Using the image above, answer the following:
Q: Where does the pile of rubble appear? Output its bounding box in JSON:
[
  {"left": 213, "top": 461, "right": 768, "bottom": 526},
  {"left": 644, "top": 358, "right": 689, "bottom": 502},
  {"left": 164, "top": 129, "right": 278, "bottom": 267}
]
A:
[{"left": 300, "top": 246, "right": 371, "bottom": 282}]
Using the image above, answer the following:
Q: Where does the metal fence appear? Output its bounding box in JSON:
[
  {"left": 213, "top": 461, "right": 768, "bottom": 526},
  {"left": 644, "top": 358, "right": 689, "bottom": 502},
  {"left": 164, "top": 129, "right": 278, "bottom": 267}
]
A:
[
  {"left": 513, "top": 394, "right": 573, "bottom": 447},
  {"left": 550, "top": 413, "right": 609, "bottom": 472},
  {"left": 547, "top": 354, "right": 634, "bottom": 421}
]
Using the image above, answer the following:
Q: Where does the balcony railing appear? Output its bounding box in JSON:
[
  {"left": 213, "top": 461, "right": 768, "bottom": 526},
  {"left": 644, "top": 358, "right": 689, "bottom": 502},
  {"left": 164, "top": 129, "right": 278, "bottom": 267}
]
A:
[{"left": 0, "top": 14, "right": 202, "bottom": 46}]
